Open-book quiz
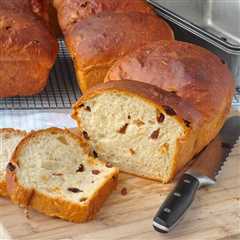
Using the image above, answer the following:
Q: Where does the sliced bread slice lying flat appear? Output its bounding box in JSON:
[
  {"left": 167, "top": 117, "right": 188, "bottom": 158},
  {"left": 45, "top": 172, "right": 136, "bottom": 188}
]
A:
[
  {"left": 0, "top": 129, "right": 26, "bottom": 197},
  {"left": 72, "top": 80, "right": 203, "bottom": 183},
  {"left": 6, "top": 128, "right": 118, "bottom": 222}
]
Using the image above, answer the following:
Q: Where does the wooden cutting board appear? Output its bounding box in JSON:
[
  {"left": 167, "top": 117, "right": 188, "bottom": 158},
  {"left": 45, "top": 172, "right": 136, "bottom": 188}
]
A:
[{"left": 0, "top": 112, "right": 239, "bottom": 240}]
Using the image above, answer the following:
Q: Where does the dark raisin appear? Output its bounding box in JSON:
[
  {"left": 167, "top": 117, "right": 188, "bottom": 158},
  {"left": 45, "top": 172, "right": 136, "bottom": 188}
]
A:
[
  {"left": 76, "top": 164, "right": 84, "bottom": 172},
  {"left": 150, "top": 129, "right": 160, "bottom": 139},
  {"left": 118, "top": 123, "right": 128, "bottom": 134},
  {"left": 112, "top": 175, "right": 117, "bottom": 180},
  {"left": 157, "top": 112, "right": 165, "bottom": 123},
  {"left": 82, "top": 131, "right": 90, "bottom": 140},
  {"left": 129, "top": 148, "right": 135, "bottom": 155},
  {"left": 184, "top": 120, "right": 191, "bottom": 127},
  {"left": 5, "top": 26, "right": 11, "bottom": 30},
  {"left": 7, "top": 162, "right": 16, "bottom": 172},
  {"left": 92, "top": 150, "right": 98, "bottom": 158},
  {"left": 221, "top": 142, "right": 231, "bottom": 149},
  {"left": 80, "top": 2, "right": 88, "bottom": 8},
  {"left": 84, "top": 106, "right": 91, "bottom": 112},
  {"left": 105, "top": 162, "right": 113, "bottom": 168},
  {"left": 67, "top": 188, "right": 83, "bottom": 193},
  {"left": 121, "top": 187, "right": 127, "bottom": 196},
  {"left": 52, "top": 173, "right": 63, "bottom": 176},
  {"left": 91, "top": 181, "right": 95, "bottom": 183},
  {"left": 163, "top": 105, "right": 176, "bottom": 116},
  {"left": 128, "top": 115, "right": 131, "bottom": 120},
  {"left": 92, "top": 170, "right": 100, "bottom": 175},
  {"left": 79, "top": 104, "right": 84, "bottom": 108},
  {"left": 80, "top": 197, "right": 87, "bottom": 202},
  {"left": 221, "top": 59, "right": 226, "bottom": 64}
]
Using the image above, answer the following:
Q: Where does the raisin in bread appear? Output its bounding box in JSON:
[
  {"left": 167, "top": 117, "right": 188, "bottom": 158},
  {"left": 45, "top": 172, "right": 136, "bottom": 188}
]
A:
[
  {"left": 6, "top": 128, "right": 118, "bottom": 222},
  {"left": 65, "top": 12, "right": 174, "bottom": 92},
  {"left": 53, "top": 0, "right": 155, "bottom": 32},
  {"left": 0, "top": 0, "right": 57, "bottom": 97},
  {"left": 105, "top": 41, "right": 235, "bottom": 154},
  {"left": 72, "top": 80, "right": 202, "bottom": 183},
  {"left": 0, "top": 129, "right": 26, "bottom": 197}
]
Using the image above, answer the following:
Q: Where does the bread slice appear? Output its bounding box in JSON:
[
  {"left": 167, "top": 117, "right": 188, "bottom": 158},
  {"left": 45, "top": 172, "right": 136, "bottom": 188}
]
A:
[
  {"left": 72, "top": 80, "right": 203, "bottom": 183},
  {"left": 0, "top": 129, "right": 26, "bottom": 197},
  {"left": 6, "top": 128, "right": 118, "bottom": 222}
]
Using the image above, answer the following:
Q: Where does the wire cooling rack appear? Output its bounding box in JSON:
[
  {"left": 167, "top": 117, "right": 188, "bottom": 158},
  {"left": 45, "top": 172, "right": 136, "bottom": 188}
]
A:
[
  {"left": 0, "top": 40, "right": 81, "bottom": 110},
  {"left": 0, "top": 40, "right": 239, "bottom": 110},
  {"left": 233, "top": 87, "right": 240, "bottom": 108}
]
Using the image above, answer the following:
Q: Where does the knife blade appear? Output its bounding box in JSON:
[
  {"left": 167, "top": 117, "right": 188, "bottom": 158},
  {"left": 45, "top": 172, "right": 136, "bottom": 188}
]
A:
[{"left": 153, "top": 116, "right": 240, "bottom": 233}]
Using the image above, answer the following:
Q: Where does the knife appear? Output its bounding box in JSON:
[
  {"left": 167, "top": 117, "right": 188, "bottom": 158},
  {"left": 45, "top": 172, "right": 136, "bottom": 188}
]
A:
[{"left": 153, "top": 116, "right": 240, "bottom": 233}]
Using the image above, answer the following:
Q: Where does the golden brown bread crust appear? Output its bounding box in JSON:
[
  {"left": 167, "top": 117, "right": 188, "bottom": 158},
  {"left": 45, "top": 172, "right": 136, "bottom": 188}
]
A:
[
  {"left": 73, "top": 80, "right": 203, "bottom": 128},
  {"left": 0, "top": 1, "right": 58, "bottom": 97},
  {"left": 0, "top": 0, "right": 50, "bottom": 27},
  {"left": 54, "top": 0, "right": 155, "bottom": 32},
  {"left": 0, "top": 129, "right": 26, "bottom": 197},
  {"left": 105, "top": 41, "right": 235, "bottom": 153},
  {"left": 72, "top": 80, "right": 203, "bottom": 182},
  {"left": 7, "top": 173, "right": 118, "bottom": 222},
  {"left": 65, "top": 12, "right": 174, "bottom": 92},
  {"left": 6, "top": 128, "right": 119, "bottom": 222}
]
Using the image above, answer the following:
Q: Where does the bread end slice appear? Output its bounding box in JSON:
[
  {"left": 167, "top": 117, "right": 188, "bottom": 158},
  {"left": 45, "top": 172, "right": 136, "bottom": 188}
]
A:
[
  {"left": 72, "top": 80, "right": 202, "bottom": 183},
  {"left": 6, "top": 128, "right": 118, "bottom": 222},
  {"left": 0, "top": 129, "right": 26, "bottom": 197}
]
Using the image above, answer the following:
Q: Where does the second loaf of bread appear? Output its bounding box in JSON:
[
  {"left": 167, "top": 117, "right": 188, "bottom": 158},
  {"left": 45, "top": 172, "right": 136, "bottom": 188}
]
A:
[{"left": 65, "top": 11, "right": 174, "bottom": 92}]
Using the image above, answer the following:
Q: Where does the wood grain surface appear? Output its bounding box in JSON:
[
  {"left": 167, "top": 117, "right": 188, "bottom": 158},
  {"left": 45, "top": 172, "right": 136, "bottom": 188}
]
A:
[{"left": 0, "top": 111, "right": 239, "bottom": 240}]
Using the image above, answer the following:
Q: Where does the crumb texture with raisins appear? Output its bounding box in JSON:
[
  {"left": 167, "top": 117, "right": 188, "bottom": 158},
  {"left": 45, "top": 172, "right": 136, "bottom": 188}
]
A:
[
  {"left": 6, "top": 128, "right": 118, "bottom": 222},
  {"left": 73, "top": 85, "right": 198, "bottom": 183}
]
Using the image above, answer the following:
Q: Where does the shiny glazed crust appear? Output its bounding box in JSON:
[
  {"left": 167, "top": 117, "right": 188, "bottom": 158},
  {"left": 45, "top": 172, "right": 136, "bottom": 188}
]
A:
[
  {"left": 0, "top": 1, "right": 58, "bottom": 97},
  {"left": 6, "top": 128, "right": 119, "bottom": 222},
  {"left": 65, "top": 12, "right": 174, "bottom": 92}
]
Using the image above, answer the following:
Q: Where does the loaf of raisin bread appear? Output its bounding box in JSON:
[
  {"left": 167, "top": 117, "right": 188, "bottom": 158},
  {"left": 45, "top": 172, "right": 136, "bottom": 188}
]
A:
[
  {"left": 72, "top": 41, "right": 235, "bottom": 183},
  {"left": 0, "top": 0, "right": 57, "bottom": 97},
  {"left": 0, "top": 129, "right": 26, "bottom": 197},
  {"left": 53, "top": 0, "right": 155, "bottom": 32},
  {"left": 6, "top": 128, "right": 118, "bottom": 222},
  {"left": 64, "top": 12, "right": 174, "bottom": 92}
]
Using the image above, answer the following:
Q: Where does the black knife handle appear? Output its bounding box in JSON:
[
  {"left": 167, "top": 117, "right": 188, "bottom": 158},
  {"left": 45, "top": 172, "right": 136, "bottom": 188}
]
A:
[{"left": 153, "top": 174, "right": 200, "bottom": 233}]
